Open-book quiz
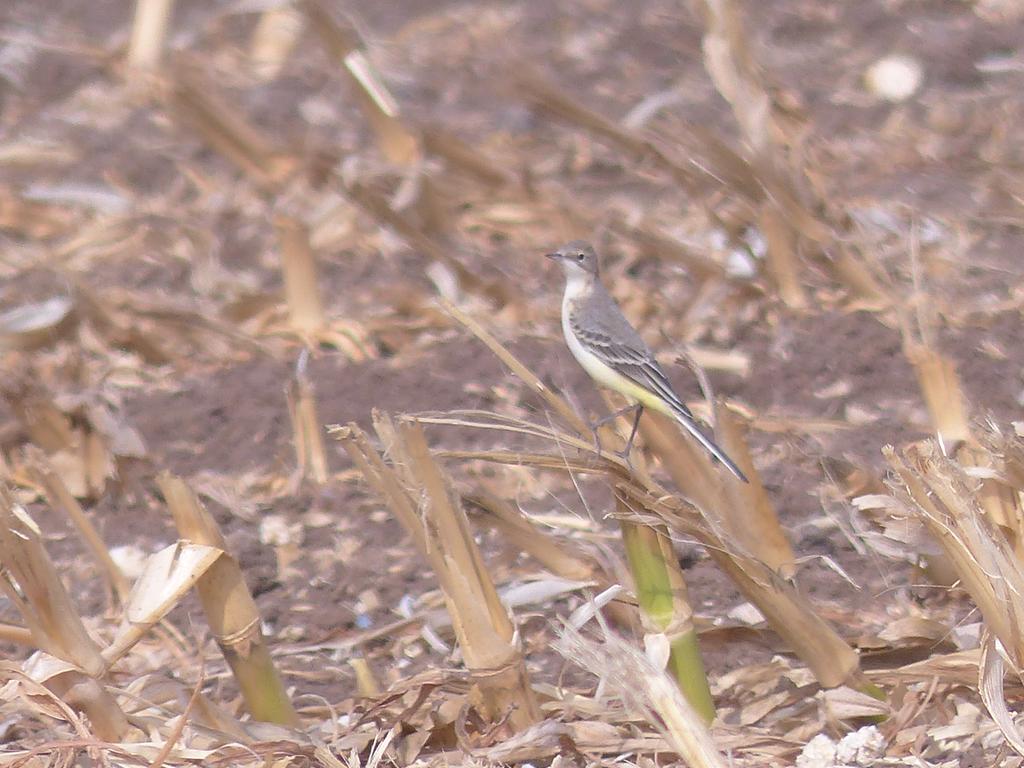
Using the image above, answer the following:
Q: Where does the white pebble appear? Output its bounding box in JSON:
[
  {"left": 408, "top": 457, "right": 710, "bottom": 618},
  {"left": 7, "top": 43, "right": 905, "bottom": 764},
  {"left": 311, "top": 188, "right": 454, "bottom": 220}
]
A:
[
  {"left": 258, "top": 515, "right": 303, "bottom": 547},
  {"left": 836, "top": 725, "right": 885, "bottom": 764},
  {"left": 865, "top": 55, "right": 923, "bottom": 102},
  {"left": 796, "top": 733, "right": 836, "bottom": 768}
]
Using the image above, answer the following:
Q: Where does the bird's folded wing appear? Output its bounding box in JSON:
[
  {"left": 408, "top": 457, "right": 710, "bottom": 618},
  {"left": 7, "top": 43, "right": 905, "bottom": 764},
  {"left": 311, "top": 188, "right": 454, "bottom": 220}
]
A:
[{"left": 569, "top": 320, "right": 696, "bottom": 420}]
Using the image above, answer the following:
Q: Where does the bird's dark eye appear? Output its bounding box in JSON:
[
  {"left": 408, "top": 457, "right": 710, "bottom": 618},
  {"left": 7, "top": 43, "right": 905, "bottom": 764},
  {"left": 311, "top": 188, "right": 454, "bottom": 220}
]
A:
[{"left": 576, "top": 253, "right": 585, "bottom": 261}]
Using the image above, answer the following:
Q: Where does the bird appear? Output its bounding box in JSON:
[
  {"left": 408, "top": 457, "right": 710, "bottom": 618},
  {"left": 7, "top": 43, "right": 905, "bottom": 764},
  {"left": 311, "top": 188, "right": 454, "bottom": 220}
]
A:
[{"left": 546, "top": 240, "right": 747, "bottom": 482}]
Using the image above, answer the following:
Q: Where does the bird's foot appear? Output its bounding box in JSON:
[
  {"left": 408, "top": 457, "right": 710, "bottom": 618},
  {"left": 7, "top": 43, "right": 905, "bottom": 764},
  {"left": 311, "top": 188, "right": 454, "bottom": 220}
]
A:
[
  {"left": 614, "top": 446, "right": 636, "bottom": 473},
  {"left": 588, "top": 404, "right": 643, "bottom": 471}
]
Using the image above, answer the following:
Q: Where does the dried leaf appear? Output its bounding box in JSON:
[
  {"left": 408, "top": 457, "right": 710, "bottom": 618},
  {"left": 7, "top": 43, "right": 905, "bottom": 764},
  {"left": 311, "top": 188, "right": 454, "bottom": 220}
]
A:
[{"left": 0, "top": 296, "right": 76, "bottom": 351}]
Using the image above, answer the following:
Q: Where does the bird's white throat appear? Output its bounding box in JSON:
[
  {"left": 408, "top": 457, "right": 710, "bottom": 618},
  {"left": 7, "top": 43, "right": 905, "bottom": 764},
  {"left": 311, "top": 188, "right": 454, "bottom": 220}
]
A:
[{"left": 561, "top": 268, "right": 592, "bottom": 304}]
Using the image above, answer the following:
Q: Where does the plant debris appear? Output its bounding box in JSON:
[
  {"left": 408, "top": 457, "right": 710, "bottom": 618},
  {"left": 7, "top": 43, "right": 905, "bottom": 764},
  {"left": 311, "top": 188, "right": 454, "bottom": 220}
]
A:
[{"left": 2, "top": 1, "right": 1024, "bottom": 766}]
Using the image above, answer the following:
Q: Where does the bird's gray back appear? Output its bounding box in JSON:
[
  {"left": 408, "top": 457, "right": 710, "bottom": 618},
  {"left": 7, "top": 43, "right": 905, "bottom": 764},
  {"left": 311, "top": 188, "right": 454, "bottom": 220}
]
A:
[
  {"left": 568, "top": 280, "right": 693, "bottom": 418},
  {"left": 571, "top": 282, "right": 654, "bottom": 362}
]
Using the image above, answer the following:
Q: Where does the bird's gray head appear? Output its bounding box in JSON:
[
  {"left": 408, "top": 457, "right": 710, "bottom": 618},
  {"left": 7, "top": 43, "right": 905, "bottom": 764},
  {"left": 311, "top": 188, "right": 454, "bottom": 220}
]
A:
[{"left": 545, "top": 240, "right": 600, "bottom": 278}]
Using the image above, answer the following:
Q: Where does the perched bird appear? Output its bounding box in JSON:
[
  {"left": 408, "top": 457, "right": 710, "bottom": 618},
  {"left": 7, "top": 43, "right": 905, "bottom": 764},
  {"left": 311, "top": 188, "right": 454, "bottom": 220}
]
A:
[{"left": 546, "top": 240, "right": 747, "bottom": 482}]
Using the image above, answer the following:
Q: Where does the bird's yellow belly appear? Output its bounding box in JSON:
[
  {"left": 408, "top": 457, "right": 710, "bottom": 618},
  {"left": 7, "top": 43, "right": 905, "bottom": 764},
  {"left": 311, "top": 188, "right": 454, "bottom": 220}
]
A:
[{"left": 562, "top": 312, "right": 673, "bottom": 416}]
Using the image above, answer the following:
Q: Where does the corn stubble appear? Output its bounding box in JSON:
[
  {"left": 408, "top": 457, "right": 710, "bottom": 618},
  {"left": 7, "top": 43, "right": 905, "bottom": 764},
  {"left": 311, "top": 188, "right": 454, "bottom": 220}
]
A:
[
  {"left": 167, "top": 60, "right": 299, "bottom": 190},
  {"left": 436, "top": 301, "right": 892, "bottom": 741},
  {"left": 158, "top": 473, "right": 298, "bottom": 726},
  {"left": 696, "top": 0, "right": 893, "bottom": 310},
  {"left": 0, "top": 464, "right": 290, "bottom": 747},
  {"left": 285, "top": 351, "right": 329, "bottom": 486},
  {"left": 557, "top": 621, "right": 727, "bottom": 768},
  {"left": 276, "top": 215, "right": 327, "bottom": 339},
  {"left": 902, "top": 291, "right": 1024, "bottom": 571},
  {"left": 336, "top": 414, "right": 540, "bottom": 733},
  {"left": 0, "top": 487, "right": 131, "bottom": 741},
  {"left": 883, "top": 433, "right": 1024, "bottom": 757},
  {"left": 616, "top": 496, "right": 715, "bottom": 723},
  {"left": 127, "top": 0, "right": 175, "bottom": 70}
]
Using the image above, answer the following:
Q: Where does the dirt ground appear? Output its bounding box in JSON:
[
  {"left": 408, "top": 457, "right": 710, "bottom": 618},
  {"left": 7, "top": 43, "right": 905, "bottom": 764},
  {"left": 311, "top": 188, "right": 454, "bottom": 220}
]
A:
[{"left": 2, "top": 0, "right": 1024, "bottom": 765}]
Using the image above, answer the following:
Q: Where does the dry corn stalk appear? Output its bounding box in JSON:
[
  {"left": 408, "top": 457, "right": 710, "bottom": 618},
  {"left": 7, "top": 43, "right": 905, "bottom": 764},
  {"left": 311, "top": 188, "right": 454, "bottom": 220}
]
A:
[
  {"left": 887, "top": 442, "right": 1024, "bottom": 664},
  {"left": 249, "top": 4, "right": 305, "bottom": 81},
  {"left": 342, "top": 181, "right": 509, "bottom": 305},
  {"left": 337, "top": 416, "right": 540, "bottom": 732},
  {"left": 5, "top": 385, "right": 112, "bottom": 498},
  {"left": 638, "top": 410, "right": 724, "bottom": 513},
  {"left": 514, "top": 64, "right": 821, "bottom": 249},
  {"left": 302, "top": 1, "right": 518, "bottom": 241},
  {"left": 23, "top": 652, "right": 132, "bottom": 742},
  {"left": 995, "top": 425, "right": 1024, "bottom": 493},
  {"left": 906, "top": 342, "right": 1024, "bottom": 558},
  {"left": 0, "top": 488, "right": 106, "bottom": 677},
  {"left": 421, "top": 125, "right": 518, "bottom": 188},
  {"left": 303, "top": 0, "right": 515, "bottom": 233},
  {"left": 633, "top": 412, "right": 864, "bottom": 688},
  {"left": 612, "top": 218, "right": 726, "bottom": 284},
  {"left": 714, "top": 400, "right": 796, "bottom": 577},
  {"left": 759, "top": 205, "right": 807, "bottom": 309},
  {"left": 0, "top": 191, "right": 76, "bottom": 241},
  {"left": 0, "top": 622, "right": 34, "bottom": 646},
  {"left": 465, "top": 492, "right": 604, "bottom": 583},
  {"left": 697, "top": 0, "right": 892, "bottom": 310},
  {"left": 557, "top": 621, "right": 726, "bottom": 768},
  {"left": 516, "top": 54, "right": 893, "bottom": 311},
  {"left": 637, "top": 404, "right": 794, "bottom": 576},
  {"left": 24, "top": 446, "right": 131, "bottom": 602},
  {"left": 440, "top": 298, "right": 590, "bottom": 437},
  {"left": 907, "top": 343, "right": 972, "bottom": 451},
  {"left": 0, "top": 488, "right": 131, "bottom": 740},
  {"left": 72, "top": 283, "right": 173, "bottom": 365},
  {"left": 832, "top": 246, "right": 892, "bottom": 310},
  {"left": 167, "top": 60, "right": 298, "bottom": 189},
  {"left": 697, "top": 0, "right": 780, "bottom": 158},
  {"left": 285, "top": 350, "right": 328, "bottom": 485},
  {"left": 158, "top": 473, "right": 298, "bottom": 726},
  {"left": 6, "top": 388, "right": 74, "bottom": 455},
  {"left": 466, "top": 492, "right": 637, "bottom": 632},
  {"left": 697, "top": 0, "right": 822, "bottom": 308},
  {"left": 302, "top": 0, "right": 420, "bottom": 166},
  {"left": 961, "top": 441, "right": 1024, "bottom": 554},
  {"left": 275, "top": 215, "right": 326, "bottom": 336},
  {"left": 128, "top": 0, "right": 175, "bottom": 70},
  {"left": 348, "top": 657, "right": 382, "bottom": 698},
  {"left": 889, "top": 438, "right": 1024, "bottom": 755},
  {"left": 980, "top": 630, "right": 1024, "bottom": 760},
  {"left": 513, "top": 69, "right": 702, "bottom": 193}
]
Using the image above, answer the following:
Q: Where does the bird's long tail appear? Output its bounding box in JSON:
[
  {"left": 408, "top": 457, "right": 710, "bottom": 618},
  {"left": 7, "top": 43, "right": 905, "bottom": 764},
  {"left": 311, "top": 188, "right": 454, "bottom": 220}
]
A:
[{"left": 668, "top": 404, "right": 748, "bottom": 483}]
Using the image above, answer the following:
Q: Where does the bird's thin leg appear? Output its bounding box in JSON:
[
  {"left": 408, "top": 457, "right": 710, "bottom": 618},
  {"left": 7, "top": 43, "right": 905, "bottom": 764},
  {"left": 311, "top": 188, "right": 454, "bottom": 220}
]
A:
[
  {"left": 590, "top": 425, "right": 602, "bottom": 458},
  {"left": 592, "top": 404, "right": 638, "bottom": 429},
  {"left": 589, "top": 404, "right": 637, "bottom": 459},
  {"left": 621, "top": 404, "right": 643, "bottom": 459}
]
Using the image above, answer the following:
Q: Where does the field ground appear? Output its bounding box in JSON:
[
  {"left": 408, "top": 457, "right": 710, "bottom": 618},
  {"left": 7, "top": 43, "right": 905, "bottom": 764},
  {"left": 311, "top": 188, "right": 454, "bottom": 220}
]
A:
[{"left": 2, "top": 0, "right": 1024, "bottom": 766}]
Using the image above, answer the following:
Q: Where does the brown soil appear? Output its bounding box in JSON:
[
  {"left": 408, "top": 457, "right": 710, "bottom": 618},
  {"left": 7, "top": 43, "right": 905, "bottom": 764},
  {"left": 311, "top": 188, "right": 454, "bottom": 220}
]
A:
[{"left": 2, "top": 0, "right": 1024, "bottom": 763}]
